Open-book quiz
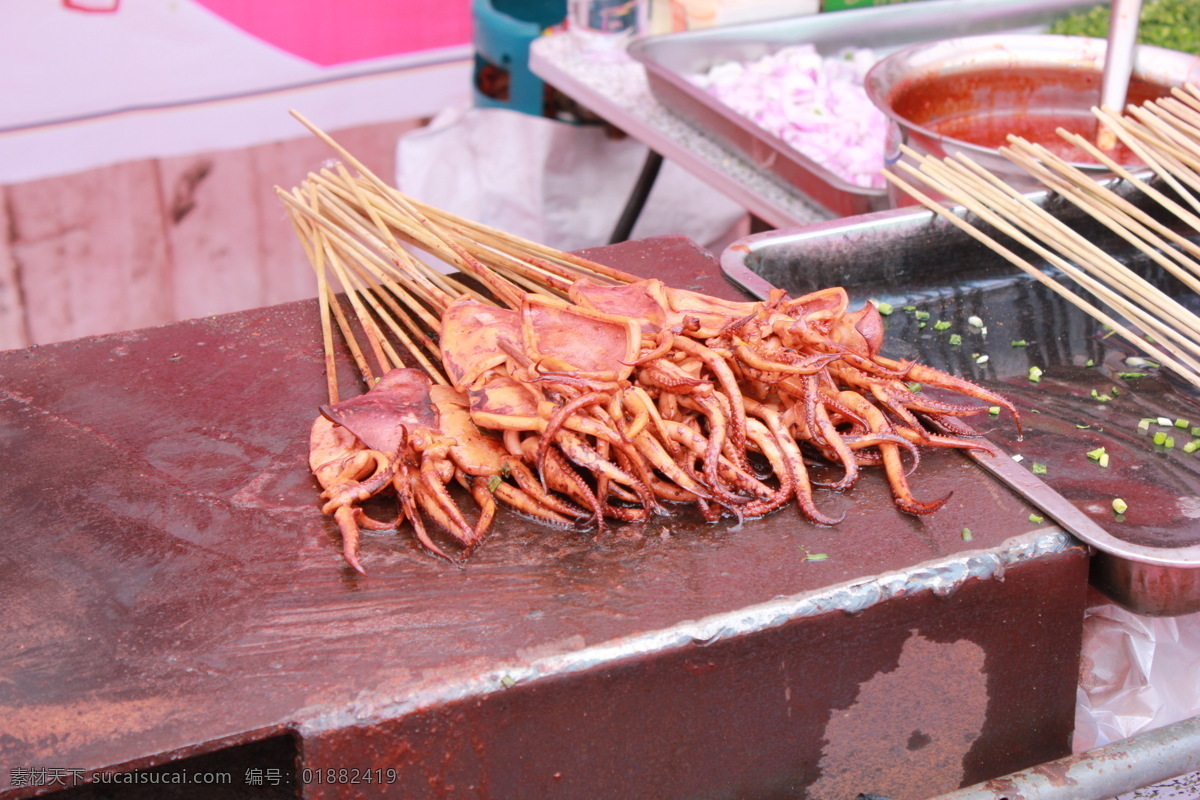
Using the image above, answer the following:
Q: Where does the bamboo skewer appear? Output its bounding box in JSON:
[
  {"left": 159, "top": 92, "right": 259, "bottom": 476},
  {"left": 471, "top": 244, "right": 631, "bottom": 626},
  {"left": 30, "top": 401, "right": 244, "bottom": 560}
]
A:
[
  {"left": 895, "top": 153, "right": 1200, "bottom": 374},
  {"left": 1147, "top": 98, "right": 1200, "bottom": 146},
  {"left": 278, "top": 115, "right": 663, "bottom": 403},
  {"left": 415, "top": 201, "right": 641, "bottom": 286},
  {"left": 1059, "top": 127, "right": 1200, "bottom": 236},
  {"left": 292, "top": 112, "right": 529, "bottom": 311},
  {"left": 1094, "top": 106, "right": 1200, "bottom": 216},
  {"left": 880, "top": 81, "right": 1200, "bottom": 394},
  {"left": 301, "top": 178, "right": 461, "bottom": 314},
  {"left": 288, "top": 203, "right": 341, "bottom": 405},
  {"left": 278, "top": 185, "right": 456, "bottom": 334},
  {"left": 880, "top": 166, "right": 1181, "bottom": 369},
  {"left": 316, "top": 169, "right": 627, "bottom": 297},
  {"left": 884, "top": 165, "right": 1200, "bottom": 390},
  {"left": 325, "top": 271, "right": 378, "bottom": 388},
  {"left": 1000, "top": 141, "right": 1200, "bottom": 314},
  {"left": 1011, "top": 134, "right": 1200, "bottom": 270},
  {"left": 291, "top": 189, "right": 464, "bottom": 383},
  {"left": 1175, "top": 84, "right": 1200, "bottom": 113},
  {"left": 1128, "top": 105, "right": 1200, "bottom": 170},
  {"left": 291, "top": 91, "right": 1200, "bottom": 401},
  {"left": 319, "top": 234, "right": 394, "bottom": 378}
]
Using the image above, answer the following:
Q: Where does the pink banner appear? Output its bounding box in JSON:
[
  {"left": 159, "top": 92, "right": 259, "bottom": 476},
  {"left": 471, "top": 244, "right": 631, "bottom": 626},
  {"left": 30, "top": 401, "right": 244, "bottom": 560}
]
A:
[{"left": 192, "top": 0, "right": 471, "bottom": 65}]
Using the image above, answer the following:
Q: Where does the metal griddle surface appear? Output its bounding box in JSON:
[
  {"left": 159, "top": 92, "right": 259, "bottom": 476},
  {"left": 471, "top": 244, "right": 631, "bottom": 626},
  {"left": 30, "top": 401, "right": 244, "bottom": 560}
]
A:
[{"left": 0, "top": 235, "right": 1056, "bottom": 797}]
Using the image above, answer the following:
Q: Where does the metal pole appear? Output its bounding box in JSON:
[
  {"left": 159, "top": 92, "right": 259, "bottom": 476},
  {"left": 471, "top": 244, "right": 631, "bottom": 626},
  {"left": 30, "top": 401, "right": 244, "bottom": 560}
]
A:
[
  {"left": 922, "top": 715, "right": 1200, "bottom": 800},
  {"left": 609, "top": 149, "right": 663, "bottom": 244}
]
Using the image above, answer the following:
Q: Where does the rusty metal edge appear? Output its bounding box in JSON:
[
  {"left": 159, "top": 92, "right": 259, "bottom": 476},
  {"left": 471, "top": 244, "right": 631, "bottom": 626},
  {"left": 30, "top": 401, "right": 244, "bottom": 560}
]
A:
[
  {"left": 296, "top": 527, "right": 1079, "bottom": 735},
  {"left": 921, "top": 714, "right": 1200, "bottom": 800}
]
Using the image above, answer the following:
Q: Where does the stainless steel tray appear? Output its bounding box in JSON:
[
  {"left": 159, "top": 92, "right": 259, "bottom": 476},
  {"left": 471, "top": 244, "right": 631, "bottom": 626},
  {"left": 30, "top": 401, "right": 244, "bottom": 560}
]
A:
[
  {"left": 720, "top": 186, "right": 1200, "bottom": 616},
  {"left": 628, "top": 0, "right": 1101, "bottom": 217}
]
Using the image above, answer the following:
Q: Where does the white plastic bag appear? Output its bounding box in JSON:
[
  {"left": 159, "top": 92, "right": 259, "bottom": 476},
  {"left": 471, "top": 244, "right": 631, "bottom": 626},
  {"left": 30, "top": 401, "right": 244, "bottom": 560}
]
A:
[
  {"left": 396, "top": 105, "right": 747, "bottom": 254},
  {"left": 1075, "top": 593, "right": 1200, "bottom": 752}
]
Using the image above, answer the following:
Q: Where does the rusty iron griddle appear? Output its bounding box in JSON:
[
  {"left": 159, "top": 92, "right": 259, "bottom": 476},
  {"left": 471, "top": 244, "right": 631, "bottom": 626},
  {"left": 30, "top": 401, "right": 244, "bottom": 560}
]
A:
[{"left": 0, "top": 235, "right": 1088, "bottom": 800}]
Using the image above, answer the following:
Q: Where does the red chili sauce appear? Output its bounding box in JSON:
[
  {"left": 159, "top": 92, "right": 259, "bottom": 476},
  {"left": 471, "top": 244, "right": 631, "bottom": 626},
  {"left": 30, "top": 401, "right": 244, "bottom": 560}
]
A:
[{"left": 889, "top": 67, "right": 1172, "bottom": 165}]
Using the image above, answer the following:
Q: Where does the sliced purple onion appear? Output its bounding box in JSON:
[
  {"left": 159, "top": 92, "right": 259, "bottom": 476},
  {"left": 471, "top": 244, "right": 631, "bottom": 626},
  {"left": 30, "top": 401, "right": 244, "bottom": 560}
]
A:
[{"left": 691, "top": 45, "right": 888, "bottom": 189}]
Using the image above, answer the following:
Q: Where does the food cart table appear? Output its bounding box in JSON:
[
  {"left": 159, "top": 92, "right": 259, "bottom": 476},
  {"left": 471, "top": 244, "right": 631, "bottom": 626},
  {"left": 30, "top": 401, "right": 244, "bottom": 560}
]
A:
[{"left": 0, "top": 236, "right": 1088, "bottom": 800}]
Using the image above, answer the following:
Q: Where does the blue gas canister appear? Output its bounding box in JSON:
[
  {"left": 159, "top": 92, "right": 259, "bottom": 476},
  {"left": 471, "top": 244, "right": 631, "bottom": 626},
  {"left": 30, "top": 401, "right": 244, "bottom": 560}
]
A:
[{"left": 472, "top": 0, "right": 567, "bottom": 116}]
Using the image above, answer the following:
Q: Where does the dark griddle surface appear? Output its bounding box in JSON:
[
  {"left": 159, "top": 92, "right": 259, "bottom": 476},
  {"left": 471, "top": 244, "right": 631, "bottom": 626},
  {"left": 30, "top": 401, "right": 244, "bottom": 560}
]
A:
[{"left": 0, "top": 235, "right": 1053, "bottom": 797}]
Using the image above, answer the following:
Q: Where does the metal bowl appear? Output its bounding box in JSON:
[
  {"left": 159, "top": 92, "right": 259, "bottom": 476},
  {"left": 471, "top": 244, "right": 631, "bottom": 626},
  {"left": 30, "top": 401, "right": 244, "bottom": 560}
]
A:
[{"left": 864, "top": 34, "right": 1200, "bottom": 205}]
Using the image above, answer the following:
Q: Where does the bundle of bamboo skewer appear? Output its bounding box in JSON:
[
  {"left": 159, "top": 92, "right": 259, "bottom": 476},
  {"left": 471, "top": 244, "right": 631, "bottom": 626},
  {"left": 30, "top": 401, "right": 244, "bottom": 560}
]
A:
[
  {"left": 277, "top": 112, "right": 652, "bottom": 405},
  {"left": 883, "top": 84, "right": 1200, "bottom": 392},
  {"left": 279, "top": 111, "right": 1031, "bottom": 568},
  {"left": 279, "top": 82, "right": 1200, "bottom": 568}
]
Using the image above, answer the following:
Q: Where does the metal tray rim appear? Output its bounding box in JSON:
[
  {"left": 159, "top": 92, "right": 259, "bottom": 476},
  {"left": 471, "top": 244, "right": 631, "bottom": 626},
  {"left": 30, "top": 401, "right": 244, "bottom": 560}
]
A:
[
  {"left": 627, "top": 0, "right": 1102, "bottom": 217},
  {"left": 719, "top": 209, "right": 1200, "bottom": 570}
]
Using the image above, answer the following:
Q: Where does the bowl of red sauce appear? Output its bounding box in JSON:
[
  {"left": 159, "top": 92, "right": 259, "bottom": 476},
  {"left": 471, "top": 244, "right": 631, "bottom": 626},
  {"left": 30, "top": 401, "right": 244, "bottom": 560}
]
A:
[{"left": 864, "top": 35, "right": 1200, "bottom": 204}]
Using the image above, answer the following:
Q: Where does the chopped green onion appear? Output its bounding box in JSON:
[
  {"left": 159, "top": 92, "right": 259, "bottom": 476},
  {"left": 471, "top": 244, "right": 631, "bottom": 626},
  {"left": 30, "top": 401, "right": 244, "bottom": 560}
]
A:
[
  {"left": 903, "top": 305, "right": 916, "bottom": 312},
  {"left": 1029, "top": 513, "right": 1045, "bottom": 524},
  {"left": 1076, "top": 424, "right": 1091, "bottom": 429},
  {"left": 913, "top": 310, "right": 930, "bottom": 321},
  {"left": 1099, "top": 453, "right": 1110, "bottom": 468},
  {"left": 1112, "top": 498, "right": 1128, "bottom": 515},
  {"left": 949, "top": 333, "right": 962, "bottom": 346},
  {"left": 1011, "top": 339, "right": 1029, "bottom": 347},
  {"left": 1012, "top": 454, "right": 1024, "bottom": 462},
  {"left": 500, "top": 675, "right": 516, "bottom": 689},
  {"left": 487, "top": 475, "right": 502, "bottom": 492},
  {"left": 1138, "top": 419, "right": 1151, "bottom": 432},
  {"left": 976, "top": 354, "right": 989, "bottom": 365},
  {"left": 875, "top": 301, "right": 894, "bottom": 315},
  {"left": 1117, "top": 372, "right": 1147, "bottom": 379},
  {"left": 1032, "top": 462, "right": 1047, "bottom": 475},
  {"left": 806, "top": 552, "right": 829, "bottom": 561},
  {"left": 1177, "top": 419, "right": 1190, "bottom": 428},
  {"left": 907, "top": 382, "right": 922, "bottom": 392},
  {"left": 968, "top": 315, "right": 984, "bottom": 328},
  {"left": 934, "top": 320, "right": 952, "bottom": 331},
  {"left": 1154, "top": 431, "right": 1168, "bottom": 445},
  {"left": 1091, "top": 389, "right": 1113, "bottom": 402},
  {"left": 1085, "top": 359, "right": 1095, "bottom": 367},
  {"left": 1166, "top": 436, "right": 1177, "bottom": 449},
  {"left": 961, "top": 527, "right": 973, "bottom": 541},
  {"left": 1184, "top": 440, "right": 1200, "bottom": 454},
  {"left": 1158, "top": 417, "right": 1173, "bottom": 427},
  {"left": 989, "top": 406, "right": 1001, "bottom": 416},
  {"left": 1087, "top": 447, "right": 1106, "bottom": 461},
  {"left": 1028, "top": 366, "right": 1043, "bottom": 383}
]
